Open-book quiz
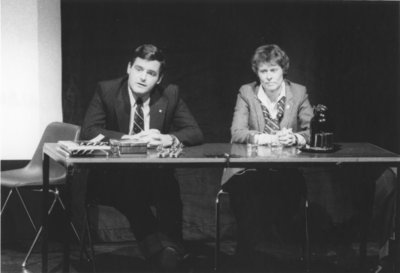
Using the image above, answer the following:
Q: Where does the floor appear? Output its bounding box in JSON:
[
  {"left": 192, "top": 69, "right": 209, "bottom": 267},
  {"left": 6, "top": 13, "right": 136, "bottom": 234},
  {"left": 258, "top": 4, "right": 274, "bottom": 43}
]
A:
[{"left": 1, "top": 238, "right": 386, "bottom": 273}]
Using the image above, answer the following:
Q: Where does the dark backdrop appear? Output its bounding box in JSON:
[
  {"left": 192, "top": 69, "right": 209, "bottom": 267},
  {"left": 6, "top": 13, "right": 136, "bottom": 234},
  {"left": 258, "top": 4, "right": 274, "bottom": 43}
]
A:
[
  {"left": 62, "top": 0, "right": 400, "bottom": 153},
  {"left": 59, "top": 0, "right": 400, "bottom": 244}
]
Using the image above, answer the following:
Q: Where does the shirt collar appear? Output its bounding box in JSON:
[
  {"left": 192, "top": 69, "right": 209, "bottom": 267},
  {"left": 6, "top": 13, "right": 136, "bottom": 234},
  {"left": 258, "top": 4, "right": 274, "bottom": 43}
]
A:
[
  {"left": 127, "top": 86, "right": 150, "bottom": 107},
  {"left": 257, "top": 81, "right": 286, "bottom": 104}
]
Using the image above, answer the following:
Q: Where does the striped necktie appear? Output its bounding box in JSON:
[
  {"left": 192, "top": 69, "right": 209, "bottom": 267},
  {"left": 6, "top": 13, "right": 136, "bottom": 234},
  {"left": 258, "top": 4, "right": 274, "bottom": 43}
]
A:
[
  {"left": 260, "top": 96, "right": 286, "bottom": 134},
  {"left": 132, "top": 98, "right": 144, "bottom": 134}
]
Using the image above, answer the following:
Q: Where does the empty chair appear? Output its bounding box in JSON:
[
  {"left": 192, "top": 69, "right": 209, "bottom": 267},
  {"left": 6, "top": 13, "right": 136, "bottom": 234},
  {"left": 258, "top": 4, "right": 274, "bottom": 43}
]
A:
[{"left": 1, "top": 121, "right": 81, "bottom": 267}]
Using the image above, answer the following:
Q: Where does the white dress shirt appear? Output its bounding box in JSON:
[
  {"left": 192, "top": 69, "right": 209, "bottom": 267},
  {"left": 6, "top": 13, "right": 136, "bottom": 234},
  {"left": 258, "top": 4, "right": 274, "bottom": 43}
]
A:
[
  {"left": 126, "top": 87, "right": 178, "bottom": 146},
  {"left": 255, "top": 82, "right": 306, "bottom": 146},
  {"left": 257, "top": 82, "right": 286, "bottom": 120}
]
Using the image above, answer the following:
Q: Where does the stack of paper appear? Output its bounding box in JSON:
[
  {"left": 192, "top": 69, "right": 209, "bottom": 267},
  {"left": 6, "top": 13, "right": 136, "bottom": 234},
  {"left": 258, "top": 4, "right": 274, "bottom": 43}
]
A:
[
  {"left": 115, "top": 139, "right": 148, "bottom": 154},
  {"left": 58, "top": 141, "right": 110, "bottom": 157}
]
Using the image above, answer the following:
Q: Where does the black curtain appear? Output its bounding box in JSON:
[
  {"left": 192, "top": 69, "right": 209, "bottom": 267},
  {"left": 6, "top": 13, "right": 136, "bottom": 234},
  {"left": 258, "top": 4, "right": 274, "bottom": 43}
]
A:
[
  {"left": 60, "top": 0, "right": 400, "bottom": 244},
  {"left": 62, "top": 0, "right": 400, "bottom": 152}
]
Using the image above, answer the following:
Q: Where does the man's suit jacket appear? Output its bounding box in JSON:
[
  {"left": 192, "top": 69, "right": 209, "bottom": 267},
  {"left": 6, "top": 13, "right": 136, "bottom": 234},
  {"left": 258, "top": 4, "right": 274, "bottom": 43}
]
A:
[
  {"left": 221, "top": 80, "right": 313, "bottom": 185},
  {"left": 82, "top": 76, "right": 203, "bottom": 146}
]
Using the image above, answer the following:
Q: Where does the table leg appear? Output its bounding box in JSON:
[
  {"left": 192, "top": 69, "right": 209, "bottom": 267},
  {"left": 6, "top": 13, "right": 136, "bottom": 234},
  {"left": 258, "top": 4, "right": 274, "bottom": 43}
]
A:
[
  {"left": 359, "top": 166, "right": 376, "bottom": 271},
  {"left": 63, "top": 166, "right": 74, "bottom": 273},
  {"left": 42, "top": 153, "right": 49, "bottom": 273}
]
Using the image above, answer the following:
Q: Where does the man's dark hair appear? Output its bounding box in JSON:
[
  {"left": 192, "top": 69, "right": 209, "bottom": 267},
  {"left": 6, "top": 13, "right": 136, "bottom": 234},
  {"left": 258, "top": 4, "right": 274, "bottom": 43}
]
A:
[
  {"left": 251, "top": 44, "right": 290, "bottom": 76},
  {"left": 130, "top": 44, "right": 166, "bottom": 75}
]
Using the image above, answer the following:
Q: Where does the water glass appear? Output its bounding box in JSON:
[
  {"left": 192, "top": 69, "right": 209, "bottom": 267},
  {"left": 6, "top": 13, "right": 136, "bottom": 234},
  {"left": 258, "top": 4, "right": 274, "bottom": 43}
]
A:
[
  {"left": 246, "top": 133, "right": 259, "bottom": 156},
  {"left": 109, "top": 139, "right": 120, "bottom": 157},
  {"left": 246, "top": 133, "right": 259, "bottom": 145},
  {"left": 269, "top": 131, "right": 283, "bottom": 152}
]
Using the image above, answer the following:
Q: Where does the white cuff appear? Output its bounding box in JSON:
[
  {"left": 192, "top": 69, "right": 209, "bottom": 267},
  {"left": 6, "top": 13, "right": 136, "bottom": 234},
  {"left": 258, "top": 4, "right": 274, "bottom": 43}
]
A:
[
  {"left": 255, "top": 133, "right": 277, "bottom": 145},
  {"left": 295, "top": 133, "right": 306, "bottom": 146}
]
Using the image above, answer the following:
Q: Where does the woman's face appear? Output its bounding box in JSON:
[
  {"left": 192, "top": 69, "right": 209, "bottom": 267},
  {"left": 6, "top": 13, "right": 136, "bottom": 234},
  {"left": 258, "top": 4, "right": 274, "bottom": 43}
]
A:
[{"left": 257, "top": 62, "right": 284, "bottom": 94}]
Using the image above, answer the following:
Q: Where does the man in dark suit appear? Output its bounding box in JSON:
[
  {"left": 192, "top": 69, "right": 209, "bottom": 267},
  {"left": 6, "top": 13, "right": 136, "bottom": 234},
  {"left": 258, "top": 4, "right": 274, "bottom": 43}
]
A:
[{"left": 82, "top": 44, "right": 203, "bottom": 270}]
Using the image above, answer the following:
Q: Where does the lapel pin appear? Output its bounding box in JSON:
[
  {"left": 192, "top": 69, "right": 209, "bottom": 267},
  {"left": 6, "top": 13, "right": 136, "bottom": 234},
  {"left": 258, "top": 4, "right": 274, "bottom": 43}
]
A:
[{"left": 159, "top": 109, "right": 162, "bottom": 113}]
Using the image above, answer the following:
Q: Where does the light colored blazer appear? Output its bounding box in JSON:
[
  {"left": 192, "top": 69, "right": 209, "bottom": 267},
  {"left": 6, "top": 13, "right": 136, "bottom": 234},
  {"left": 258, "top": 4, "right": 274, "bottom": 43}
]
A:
[{"left": 221, "top": 80, "right": 313, "bottom": 185}]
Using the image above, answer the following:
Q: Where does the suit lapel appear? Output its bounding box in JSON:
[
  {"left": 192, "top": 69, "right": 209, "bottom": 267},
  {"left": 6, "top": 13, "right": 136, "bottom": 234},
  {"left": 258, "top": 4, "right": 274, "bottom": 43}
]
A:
[
  {"left": 149, "top": 86, "right": 168, "bottom": 131},
  {"left": 280, "top": 81, "right": 295, "bottom": 129},
  {"left": 115, "top": 80, "right": 131, "bottom": 134}
]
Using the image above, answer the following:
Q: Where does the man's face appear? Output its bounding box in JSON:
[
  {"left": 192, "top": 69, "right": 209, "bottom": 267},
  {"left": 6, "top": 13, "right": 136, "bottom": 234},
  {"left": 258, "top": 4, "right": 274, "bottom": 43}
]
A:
[
  {"left": 257, "top": 62, "right": 284, "bottom": 94},
  {"left": 127, "top": 57, "right": 162, "bottom": 97}
]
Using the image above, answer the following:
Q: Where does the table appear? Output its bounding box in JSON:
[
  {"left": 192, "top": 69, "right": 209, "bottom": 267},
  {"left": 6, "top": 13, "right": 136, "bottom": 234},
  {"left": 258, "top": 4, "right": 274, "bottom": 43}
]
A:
[{"left": 42, "top": 142, "right": 400, "bottom": 272}]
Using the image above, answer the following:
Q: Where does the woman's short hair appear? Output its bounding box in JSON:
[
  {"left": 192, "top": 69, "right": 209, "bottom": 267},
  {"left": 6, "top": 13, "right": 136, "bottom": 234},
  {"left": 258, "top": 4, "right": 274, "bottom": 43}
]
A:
[
  {"left": 251, "top": 44, "right": 290, "bottom": 76},
  {"left": 130, "top": 44, "right": 166, "bottom": 75}
]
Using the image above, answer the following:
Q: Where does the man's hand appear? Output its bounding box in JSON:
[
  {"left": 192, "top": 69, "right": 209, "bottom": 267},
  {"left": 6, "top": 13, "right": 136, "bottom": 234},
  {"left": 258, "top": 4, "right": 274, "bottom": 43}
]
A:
[{"left": 122, "top": 129, "right": 173, "bottom": 147}]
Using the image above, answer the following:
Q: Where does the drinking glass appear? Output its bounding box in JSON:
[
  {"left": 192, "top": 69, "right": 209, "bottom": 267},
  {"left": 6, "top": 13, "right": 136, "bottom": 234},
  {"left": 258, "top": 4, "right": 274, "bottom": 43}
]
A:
[
  {"left": 270, "top": 131, "right": 283, "bottom": 152},
  {"left": 246, "top": 133, "right": 259, "bottom": 156},
  {"left": 109, "top": 139, "right": 120, "bottom": 157}
]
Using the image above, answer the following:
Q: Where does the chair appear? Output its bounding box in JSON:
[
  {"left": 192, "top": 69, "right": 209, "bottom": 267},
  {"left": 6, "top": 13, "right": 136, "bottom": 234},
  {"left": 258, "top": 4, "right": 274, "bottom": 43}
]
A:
[
  {"left": 215, "top": 188, "right": 311, "bottom": 272},
  {"left": 0, "top": 121, "right": 85, "bottom": 267}
]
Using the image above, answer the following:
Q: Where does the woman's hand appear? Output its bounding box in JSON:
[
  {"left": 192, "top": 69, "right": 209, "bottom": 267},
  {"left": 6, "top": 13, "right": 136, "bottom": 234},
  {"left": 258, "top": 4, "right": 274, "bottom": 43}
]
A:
[{"left": 277, "top": 128, "right": 297, "bottom": 146}]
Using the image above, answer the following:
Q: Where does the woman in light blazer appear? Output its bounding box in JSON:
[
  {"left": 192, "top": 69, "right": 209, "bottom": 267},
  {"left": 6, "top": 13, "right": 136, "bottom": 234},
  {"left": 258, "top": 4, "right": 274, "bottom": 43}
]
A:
[{"left": 223, "top": 44, "right": 313, "bottom": 268}]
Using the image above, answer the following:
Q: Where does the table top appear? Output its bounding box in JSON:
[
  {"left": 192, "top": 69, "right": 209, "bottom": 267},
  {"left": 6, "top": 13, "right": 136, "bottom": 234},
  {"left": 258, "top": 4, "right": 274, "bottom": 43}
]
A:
[{"left": 43, "top": 142, "right": 400, "bottom": 168}]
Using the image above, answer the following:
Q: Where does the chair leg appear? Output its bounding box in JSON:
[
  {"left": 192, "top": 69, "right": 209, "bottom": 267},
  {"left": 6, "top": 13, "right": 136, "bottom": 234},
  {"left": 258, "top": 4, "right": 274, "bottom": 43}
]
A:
[
  {"left": 22, "top": 193, "right": 58, "bottom": 267},
  {"left": 22, "top": 226, "right": 43, "bottom": 267},
  {"left": 215, "top": 189, "right": 225, "bottom": 271},
  {"left": 15, "top": 188, "right": 37, "bottom": 232},
  {"left": 23, "top": 187, "right": 95, "bottom": 270},
  {"left": 304, "top": 199, "right": 311, "bottom": 273},
  {"left": 56, "top": 191, "right": 81, "bottom": 242},
  {"left": 0, "top": 188, "right": 14, "bottom": 215},
  {"left": 58, "top": 188, "right": 98, "bottom": 273}
]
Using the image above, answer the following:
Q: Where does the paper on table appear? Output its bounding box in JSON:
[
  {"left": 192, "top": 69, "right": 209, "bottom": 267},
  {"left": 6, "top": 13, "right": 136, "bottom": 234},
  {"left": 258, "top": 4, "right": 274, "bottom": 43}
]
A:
[
  {"left": 58, "top": 135, "right": 110, "bottom": 157},
  {"left": 88, "top": 134, "right": 106, "bottom": 143}
]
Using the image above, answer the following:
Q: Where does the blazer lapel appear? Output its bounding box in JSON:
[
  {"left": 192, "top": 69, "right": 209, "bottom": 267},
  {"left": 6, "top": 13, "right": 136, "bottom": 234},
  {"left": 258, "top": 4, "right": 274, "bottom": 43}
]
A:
[
  {"left": 280, "top": 81, "right": 295, "bottom": 129},
  {"left": 149, "top": 86, "right": 168, "bottom": 131},
  {"left": 251, "top": 84, "right": 265, "bottom": 132},
  {"left": 115, "top": 80, "right": 131, "bottom": 134}
]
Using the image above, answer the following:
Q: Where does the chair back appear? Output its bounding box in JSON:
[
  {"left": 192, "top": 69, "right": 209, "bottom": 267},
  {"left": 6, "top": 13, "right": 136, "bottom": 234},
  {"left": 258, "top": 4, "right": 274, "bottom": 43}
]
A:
[{"left": 26, "top": 122, "right": 81, "bottom": 170}]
